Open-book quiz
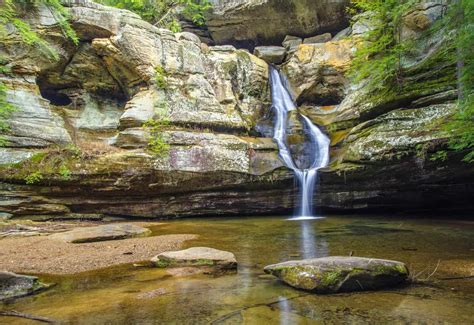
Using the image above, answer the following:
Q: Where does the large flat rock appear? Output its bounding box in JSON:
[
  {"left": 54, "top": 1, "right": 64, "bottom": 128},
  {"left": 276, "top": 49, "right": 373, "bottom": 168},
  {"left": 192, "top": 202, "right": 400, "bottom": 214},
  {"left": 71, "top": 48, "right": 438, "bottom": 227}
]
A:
[
  {"left": 0, "top": 271, "right": 49, "bottom": 301},
  {"left": 151, "top": 247, "right": 237, "bottom": 271},
  {"left": 49, "top": 223, "right": 151, "bottom": 243},
  {"left": 264, "top": 256, "right": 409, "bottom": 293}
]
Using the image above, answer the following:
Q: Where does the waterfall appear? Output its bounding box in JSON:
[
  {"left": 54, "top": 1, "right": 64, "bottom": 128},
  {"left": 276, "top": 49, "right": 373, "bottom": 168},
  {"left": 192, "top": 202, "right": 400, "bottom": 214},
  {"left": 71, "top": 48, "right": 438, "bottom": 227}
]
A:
[{"left": 269, "top": 67, "right": 330, "bottom": 220}]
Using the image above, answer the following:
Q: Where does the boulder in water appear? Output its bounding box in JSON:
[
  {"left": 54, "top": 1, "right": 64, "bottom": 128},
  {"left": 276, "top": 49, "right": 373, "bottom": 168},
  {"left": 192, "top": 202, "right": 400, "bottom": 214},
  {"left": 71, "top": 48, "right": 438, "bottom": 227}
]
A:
[
  {"left": 264, "top": 256, "right": 409, "bottom": 293},
  {"left": 0, "top": 271, "right": 50, "bottom": 301},
  {"left": 151, "top": 247, "right": 237, "bottom": 273},
  {"left": 49, "top": 223, "right": 151, "bottom": 243}
]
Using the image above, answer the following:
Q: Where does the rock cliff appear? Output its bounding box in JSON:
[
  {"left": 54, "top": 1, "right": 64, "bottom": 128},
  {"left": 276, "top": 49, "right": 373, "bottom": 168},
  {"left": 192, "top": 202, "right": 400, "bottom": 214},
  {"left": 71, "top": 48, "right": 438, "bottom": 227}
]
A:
[
  {"left": 205, "top": 0, "right": 350, "bottom": 48},
  {"left": 0, "top": 0, "right": 472, "bottom": 220}
]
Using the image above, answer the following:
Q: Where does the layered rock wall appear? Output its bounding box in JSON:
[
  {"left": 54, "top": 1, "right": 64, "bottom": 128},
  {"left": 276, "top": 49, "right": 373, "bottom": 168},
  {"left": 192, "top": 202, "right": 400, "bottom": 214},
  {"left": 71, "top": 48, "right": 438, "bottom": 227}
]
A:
[{"left": 0, "top": 0, "right": 472, "bottom": 220}]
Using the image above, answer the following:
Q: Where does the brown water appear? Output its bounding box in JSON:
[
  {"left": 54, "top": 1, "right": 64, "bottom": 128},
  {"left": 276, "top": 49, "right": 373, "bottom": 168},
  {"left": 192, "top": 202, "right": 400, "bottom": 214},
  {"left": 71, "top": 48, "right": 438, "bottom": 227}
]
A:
[{"left": 1, "top": 216, "right": 473, "bottom": 324}]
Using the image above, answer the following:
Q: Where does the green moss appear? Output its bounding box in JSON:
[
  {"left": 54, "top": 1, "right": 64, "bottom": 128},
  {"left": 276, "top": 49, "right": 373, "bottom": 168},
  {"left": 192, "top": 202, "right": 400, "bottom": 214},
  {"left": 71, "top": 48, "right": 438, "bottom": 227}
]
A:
[
  {"left": 153, "top": 259, "right": 170, "bottom": 268},
  {"left": 193, "top": 259, "right": 215, "bottom": 266},
  {"left": 373, "top": 264, "right": 407, "bottom": 276},
  {"left": 320, "top": 269, "right": 344, "bottom": 288},
  {"left": 29, "top": 152, "right": 47, "bottom": 163},
  {"left": 394, "top": 264, "right": 409, "bottom": 275}
]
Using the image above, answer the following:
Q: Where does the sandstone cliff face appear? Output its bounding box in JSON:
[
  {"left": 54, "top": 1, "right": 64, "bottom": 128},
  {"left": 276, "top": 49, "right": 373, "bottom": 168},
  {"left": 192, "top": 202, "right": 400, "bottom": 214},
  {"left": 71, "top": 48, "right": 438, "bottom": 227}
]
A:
[{"left": 0, "top": 0, "right": 471, "bottom": 220}]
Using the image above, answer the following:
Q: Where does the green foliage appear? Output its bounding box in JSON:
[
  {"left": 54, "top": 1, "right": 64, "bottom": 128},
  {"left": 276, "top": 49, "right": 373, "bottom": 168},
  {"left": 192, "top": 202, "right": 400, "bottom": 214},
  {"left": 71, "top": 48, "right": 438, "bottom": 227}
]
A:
[
  {"left": 349, "top": 0, "right": 417, "bottom": 94},
  {"left": 430, "top": 150, "right": 448, "bottom": 162},
  {"left": 167, "top": 18, "right": 182, "bottom": 33},
  {"left": 0, "top": 67, "right": 16, "bottom": 147},
  {"left": 97, "top": 0, "right": 211, "bottom": 31},
  {"left": 154, "top": 65, "right": 168, "bottom": 89},
  {"left": 42, "top": 0, "right": 80, "bottom": 45},
  {"left": 143, "top": 102, "right": 170, "bottom": 157},
  {"left": 0, "top": 0, "right": 79, "bottom": 52},
  {"left": 25, "top": 171, "right": 43, "bottom": 184},
  {"left": 350, "top": 0, "right": 473, "bottom": 162},
  {"left": 445, "top": 0, "right": 474, "bottom": 162}
]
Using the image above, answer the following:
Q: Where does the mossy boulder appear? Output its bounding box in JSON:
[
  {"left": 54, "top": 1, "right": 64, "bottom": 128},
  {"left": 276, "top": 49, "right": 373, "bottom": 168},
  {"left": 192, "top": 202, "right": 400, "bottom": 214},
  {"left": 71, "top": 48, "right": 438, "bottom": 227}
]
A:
[
  {"left": 151, "top": 247, "right": 237, "bottom": 273},
  {"left": 0, "top": 272, "right": 50, "bottom": 301},
  {"left": 264, "top": 256, "right": 409, "bottom": 293}
]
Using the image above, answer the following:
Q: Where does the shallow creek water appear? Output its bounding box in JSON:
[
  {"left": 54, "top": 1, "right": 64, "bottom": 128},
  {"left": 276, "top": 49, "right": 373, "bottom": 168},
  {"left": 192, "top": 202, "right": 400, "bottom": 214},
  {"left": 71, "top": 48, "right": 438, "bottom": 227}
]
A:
[{"left": 1, "top": 216, "right": 474, "bottom": 324}]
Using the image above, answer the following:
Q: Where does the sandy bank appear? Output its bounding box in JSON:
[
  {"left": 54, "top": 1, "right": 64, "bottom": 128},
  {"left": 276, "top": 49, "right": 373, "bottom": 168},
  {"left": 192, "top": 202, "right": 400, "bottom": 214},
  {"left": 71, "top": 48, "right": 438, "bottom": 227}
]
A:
[{"left": 0, "top": 223, "right": 196, "bottom": 274}]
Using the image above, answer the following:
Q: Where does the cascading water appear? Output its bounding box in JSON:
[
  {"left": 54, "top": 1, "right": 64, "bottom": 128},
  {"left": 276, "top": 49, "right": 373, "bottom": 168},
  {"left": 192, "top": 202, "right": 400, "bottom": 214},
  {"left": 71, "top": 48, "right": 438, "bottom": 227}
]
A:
[{"left": 269, "top": 67, "right": 330, "bottom": 220}]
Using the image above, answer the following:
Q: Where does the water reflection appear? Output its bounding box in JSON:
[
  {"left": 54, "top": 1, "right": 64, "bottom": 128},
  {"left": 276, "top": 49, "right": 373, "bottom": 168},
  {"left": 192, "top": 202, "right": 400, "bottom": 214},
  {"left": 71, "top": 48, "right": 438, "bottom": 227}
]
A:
[
  {"left": 299, "top": 220, "right": 328, "bottom": 259},
  {"left": 278, "top": 296, "right": 291, "bottom": 325}
]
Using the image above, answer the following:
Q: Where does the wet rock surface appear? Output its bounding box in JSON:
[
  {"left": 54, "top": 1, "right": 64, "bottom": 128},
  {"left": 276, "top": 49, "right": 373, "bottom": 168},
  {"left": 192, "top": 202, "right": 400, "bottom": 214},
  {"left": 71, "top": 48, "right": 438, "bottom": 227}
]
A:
[
  {"left": 264, "top": 256, "right": 409, "bottom": 293},
  {"left": 0, "top": 272, "right": 49, "bottom": 301}
]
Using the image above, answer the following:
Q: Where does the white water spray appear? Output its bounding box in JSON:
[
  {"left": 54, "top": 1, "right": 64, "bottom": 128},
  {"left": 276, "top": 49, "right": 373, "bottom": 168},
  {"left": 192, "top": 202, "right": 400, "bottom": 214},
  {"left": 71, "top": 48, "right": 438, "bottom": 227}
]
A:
[{"left": 269, "top": 67, "right": 330, "bottom": 219}]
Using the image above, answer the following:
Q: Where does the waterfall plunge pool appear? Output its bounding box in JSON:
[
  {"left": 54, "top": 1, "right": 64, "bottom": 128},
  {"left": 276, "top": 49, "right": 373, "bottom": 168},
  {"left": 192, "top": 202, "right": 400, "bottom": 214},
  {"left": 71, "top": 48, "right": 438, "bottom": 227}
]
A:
[{"left": 1, "top": 215, "right": 473, "bottom": 324}]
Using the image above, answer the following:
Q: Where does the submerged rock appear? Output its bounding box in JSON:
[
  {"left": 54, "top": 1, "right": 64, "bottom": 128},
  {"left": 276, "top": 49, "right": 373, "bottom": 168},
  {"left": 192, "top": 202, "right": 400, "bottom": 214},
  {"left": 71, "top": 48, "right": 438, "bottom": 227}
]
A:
[
  {"left": 264, "top": 256, "right": 409, "bottom": 293},
  {"left": 49, "top": 223, "right": 151, "bottom": 243},
  {"left": 0, "top": 272, "right": 49, "bottom": 300},
  {"left": 151, "top": 247, "right": 237, "bottom": 272}
]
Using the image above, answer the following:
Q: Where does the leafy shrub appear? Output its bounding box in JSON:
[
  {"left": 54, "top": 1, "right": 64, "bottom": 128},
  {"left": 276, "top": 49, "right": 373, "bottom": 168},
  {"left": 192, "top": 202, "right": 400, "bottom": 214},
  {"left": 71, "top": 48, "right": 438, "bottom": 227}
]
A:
[
  {"left": 155, "top": 65, "right": 168, "bottom": 89},
  {"left": 143, "top": 101, "right": 170, "bottom": 157},
  {"left": 167, "top": 19, "right": 182, "bottom": 33},
  {"left": 143, "top": 119, "right": 170, "bottom": 157},
  {"left": 430, "top": 151, "right": 448, "bottom": 162}
]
